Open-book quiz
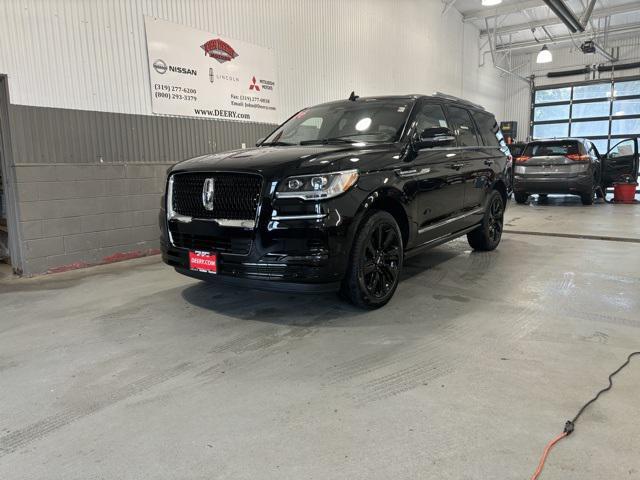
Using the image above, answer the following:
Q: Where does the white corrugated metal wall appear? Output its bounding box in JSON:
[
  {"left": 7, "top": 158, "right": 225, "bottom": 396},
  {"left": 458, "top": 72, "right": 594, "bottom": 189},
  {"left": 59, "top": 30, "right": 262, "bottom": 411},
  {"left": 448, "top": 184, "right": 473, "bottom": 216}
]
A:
[
  {"left": 0, "top": 0, "right": 508, "bottom": 275},
  {"left": 503, "top": 35, "right": 640, "bottom": 140},
  {"left": 0, "top": 0, "right": 505, "bottom": 121}
]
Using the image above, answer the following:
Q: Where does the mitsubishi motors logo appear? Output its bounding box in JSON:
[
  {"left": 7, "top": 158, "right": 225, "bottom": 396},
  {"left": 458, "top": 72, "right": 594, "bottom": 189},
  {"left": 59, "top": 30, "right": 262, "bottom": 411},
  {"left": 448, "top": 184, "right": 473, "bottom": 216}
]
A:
[
  {"left": 249, "top": 76, "right": 260, "bottom": 91},
  {"left": 200, "top": 38, "right": 238, "bottom": 63}
]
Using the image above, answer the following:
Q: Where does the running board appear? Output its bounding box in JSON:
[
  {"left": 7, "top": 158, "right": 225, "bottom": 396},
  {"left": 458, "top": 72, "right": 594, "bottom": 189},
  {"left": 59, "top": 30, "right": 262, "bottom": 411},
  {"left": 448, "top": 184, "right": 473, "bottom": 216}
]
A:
[{"left": 404, "top": 224, "right": 480, "bottom": 259}]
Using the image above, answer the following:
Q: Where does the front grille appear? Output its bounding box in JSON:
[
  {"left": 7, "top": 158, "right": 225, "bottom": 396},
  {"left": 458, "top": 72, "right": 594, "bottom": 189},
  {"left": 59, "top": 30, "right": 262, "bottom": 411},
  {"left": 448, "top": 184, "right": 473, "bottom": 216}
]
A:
[
  {"left": 171, "top": 172, "right": 262, "bottom": 220},
  {"left": 169, "top": 226, "right": 252, "bottom": 255}
]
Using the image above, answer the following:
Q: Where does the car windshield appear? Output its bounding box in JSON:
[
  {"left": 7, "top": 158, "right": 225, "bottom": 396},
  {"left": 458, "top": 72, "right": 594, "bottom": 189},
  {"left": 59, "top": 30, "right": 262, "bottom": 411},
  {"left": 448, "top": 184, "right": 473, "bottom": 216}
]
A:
[
  {"left": 261, "top": 99, "right": 412, "bottom": 146},
  {"left": 523, "top": 141, "right": 580, "bottom": 157}
]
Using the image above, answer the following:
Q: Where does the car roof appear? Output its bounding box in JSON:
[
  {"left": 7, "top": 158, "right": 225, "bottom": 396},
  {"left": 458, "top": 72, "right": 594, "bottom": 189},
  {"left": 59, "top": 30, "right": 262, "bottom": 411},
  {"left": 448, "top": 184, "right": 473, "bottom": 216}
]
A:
[
  {"left": 529, "top": 137, "right": 588, "bottom": 143},
  {"left": 313, "top": 93, "right": 488, "bottom": 112}
]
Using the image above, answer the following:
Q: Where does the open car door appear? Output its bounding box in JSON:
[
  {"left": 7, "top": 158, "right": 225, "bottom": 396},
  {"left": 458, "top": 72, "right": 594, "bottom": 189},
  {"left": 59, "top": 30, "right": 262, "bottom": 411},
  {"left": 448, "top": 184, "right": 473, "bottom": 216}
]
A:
[{"left": 602, "top": 138, "right": 639, "bottom": 188}]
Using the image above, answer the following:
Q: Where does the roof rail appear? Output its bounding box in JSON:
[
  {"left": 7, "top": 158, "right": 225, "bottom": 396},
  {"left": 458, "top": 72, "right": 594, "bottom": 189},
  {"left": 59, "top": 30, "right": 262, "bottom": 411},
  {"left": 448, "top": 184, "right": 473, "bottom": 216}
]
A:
[{"left": 433, "top": 92, "right": 486, "bottom": 111}]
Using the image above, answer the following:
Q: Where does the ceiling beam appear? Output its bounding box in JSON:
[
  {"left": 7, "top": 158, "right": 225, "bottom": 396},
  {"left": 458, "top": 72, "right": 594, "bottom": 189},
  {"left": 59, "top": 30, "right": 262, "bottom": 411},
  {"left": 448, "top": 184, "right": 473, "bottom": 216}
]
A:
[
  {"left": 542, "top": 0, "right": 584, "bottom": 33},
  {"left": 463, "top": 0, "right": 545, "bottom": 21},
  {"left": 480, "top": 2, "right": 640, "bottom": 36},
  {"left": 494, "top": 22, "right": 640, "bottom": 52}
]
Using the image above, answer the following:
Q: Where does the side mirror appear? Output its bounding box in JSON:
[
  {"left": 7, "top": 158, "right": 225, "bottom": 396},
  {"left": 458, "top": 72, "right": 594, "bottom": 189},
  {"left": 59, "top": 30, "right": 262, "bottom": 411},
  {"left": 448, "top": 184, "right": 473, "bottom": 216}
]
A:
[
  {"left": 256, "top": 137, "right": 265, "bottom": 147},
  {"left": 414, "top": 127, "right": 455, "bottom": 149}
]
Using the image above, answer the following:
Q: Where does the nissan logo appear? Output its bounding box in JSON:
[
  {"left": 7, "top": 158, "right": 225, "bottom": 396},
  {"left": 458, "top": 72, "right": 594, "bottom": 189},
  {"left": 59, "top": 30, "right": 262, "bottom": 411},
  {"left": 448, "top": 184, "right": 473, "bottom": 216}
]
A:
[{"left": 153, "top": 59, "right": 168, "bottom": 74}]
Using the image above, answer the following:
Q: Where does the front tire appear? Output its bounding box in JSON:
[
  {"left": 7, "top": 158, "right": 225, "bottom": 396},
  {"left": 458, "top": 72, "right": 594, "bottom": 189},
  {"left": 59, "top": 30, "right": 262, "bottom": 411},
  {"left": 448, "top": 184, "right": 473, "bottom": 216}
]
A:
[
  {"left": 467, "top": 190, "right": 504, "bottom": 251},
  {"left": 341, "top": 211, "right": 403, "bottom": 309}
]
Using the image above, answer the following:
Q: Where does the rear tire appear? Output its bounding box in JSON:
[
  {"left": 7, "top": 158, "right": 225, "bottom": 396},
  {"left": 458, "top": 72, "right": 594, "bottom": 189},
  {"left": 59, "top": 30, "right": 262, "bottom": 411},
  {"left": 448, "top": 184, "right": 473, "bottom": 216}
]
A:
[
  {"left": 581, "top": 182, "right": 595, "bottom": 205},
  {"left": 514, "top": 192, "right": 528, "bottom": 204},
  {"left": 341, "top": 211, "right": 403, "bottom": 309},
  {"left": 467, "top": 191, "right": 504, "bottom": 251}
]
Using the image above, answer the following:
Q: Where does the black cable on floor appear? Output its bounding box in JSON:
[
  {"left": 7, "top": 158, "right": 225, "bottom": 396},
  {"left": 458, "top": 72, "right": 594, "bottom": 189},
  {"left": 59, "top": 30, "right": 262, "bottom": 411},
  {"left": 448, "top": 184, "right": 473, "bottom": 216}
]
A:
[
  {"left": 531, "top": 351, "right": 640, "bottom": 480},
  {"left": 569, "top": 351, "right": 640, "bottom": 427}
]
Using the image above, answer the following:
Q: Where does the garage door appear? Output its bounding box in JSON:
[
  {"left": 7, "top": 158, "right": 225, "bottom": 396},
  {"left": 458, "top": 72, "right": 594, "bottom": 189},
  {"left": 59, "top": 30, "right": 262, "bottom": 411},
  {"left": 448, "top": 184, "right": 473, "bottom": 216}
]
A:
[{"left": 531, "top": 77, "right": 640, "bottom": 156}]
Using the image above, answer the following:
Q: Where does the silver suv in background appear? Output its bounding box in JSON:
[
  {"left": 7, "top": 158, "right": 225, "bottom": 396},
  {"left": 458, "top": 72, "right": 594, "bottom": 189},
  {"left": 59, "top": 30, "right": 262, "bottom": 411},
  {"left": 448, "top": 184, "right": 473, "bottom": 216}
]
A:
[
  {"left": 513, "top": 138, "right": 639, "bottom": 205},
  {"left": 513, "top": 139, "right": 600, "bottom": 205}
]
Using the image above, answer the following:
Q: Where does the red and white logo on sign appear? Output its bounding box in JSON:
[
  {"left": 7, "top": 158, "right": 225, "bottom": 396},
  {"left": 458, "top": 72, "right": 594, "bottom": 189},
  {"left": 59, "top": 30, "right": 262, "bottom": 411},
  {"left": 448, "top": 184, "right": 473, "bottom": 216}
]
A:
[
  {"left": 249, "top": 76, "right": 260, "bottom": 91},
  {"left": 200, "top": 38, "right": 238, "bottom": 63}
]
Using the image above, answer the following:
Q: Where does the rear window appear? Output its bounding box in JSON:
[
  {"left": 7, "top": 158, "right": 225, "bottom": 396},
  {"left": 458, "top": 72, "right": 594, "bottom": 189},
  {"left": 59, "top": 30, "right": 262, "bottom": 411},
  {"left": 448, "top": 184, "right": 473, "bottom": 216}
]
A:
[{"left": 523, "top": 141, "right": 583, "bottom": 157}]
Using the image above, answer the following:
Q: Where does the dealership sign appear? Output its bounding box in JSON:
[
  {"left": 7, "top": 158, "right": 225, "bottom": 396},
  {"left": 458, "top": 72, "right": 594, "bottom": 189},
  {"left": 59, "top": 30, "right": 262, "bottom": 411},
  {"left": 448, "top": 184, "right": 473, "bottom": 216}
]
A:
[{"left": 144, "top": 17, "right": 279, "bottom": 124}]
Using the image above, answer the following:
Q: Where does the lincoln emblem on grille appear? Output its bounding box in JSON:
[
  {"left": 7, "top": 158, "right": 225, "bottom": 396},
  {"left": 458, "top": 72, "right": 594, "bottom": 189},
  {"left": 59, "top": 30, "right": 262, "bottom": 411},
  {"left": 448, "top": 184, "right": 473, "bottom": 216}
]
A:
[{"left": 202, "top": 178, "right": 215, "bottom": 211}]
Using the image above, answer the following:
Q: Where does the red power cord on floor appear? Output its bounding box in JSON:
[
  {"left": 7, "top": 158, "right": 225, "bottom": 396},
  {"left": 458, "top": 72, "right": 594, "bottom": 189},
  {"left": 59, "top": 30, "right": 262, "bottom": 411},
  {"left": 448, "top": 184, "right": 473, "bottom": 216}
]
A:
[
  {"left": 530, "top": 431, "right": 568, "bottom": 480},
  {"left": 530, "top": 351, "right": 640, "bottom": 480}
]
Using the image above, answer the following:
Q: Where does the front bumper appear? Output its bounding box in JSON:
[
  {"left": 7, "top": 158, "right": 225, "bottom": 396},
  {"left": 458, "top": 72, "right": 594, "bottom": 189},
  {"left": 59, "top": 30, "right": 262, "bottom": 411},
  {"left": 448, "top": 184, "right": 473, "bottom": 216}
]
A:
[
  {"left": 160, "top": 192, "right": 361, "bottom": 292},
  {"left": 513, "top": 173, "right": 592, "bottom": 195}
]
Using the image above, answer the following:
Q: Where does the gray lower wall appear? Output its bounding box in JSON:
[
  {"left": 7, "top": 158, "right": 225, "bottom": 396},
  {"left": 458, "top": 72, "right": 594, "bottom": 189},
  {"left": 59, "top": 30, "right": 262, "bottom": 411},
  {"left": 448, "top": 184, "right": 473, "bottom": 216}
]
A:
[
  {"left": 14, "top": 162, "right": 168, "bottom": 274},
  {"left": 6, "top": 105, "right": 275, "bottom": 275}
]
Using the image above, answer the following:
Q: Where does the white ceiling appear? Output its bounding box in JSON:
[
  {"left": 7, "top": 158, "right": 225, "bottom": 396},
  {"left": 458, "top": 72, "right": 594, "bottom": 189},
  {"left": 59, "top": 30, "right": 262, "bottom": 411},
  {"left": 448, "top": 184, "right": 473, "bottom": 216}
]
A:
[{"left": 451, "top": 0, "right": 640, "bottom": 48}]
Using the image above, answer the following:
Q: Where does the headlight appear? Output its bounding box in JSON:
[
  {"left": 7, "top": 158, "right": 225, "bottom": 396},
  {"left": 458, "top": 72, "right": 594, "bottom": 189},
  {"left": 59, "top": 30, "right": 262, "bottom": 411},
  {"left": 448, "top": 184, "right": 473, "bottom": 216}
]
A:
[{"left": 276, "top": 169, "right": 359, "bottom": 200}]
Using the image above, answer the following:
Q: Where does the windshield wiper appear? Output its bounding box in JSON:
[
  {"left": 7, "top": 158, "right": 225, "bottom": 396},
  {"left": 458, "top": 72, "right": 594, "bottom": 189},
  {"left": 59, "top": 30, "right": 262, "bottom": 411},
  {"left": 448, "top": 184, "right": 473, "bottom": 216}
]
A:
[
  {"left": 301, "top": 133, "right": 393, "bottom": 145},
  {"left": 300, "top": 138, "right": 360, "bottom": 145},
  {"left": 261, "top": 141, "right": 295, "bottom": 146}
]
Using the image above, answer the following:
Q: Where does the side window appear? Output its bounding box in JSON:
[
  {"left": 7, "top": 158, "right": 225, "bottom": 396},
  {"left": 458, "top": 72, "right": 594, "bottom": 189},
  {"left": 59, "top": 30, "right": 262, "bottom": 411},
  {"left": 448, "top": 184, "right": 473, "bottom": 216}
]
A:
[
  {"left": 587, "top": 142, "right": 599, "bottom": 160},
  {"left": 446, "top": 106, "right": 480, "bottom": 147},
  {"left": 471, "top": 111, "right": 500, "bottom": 147},
  {"left": 608, "top": 139, "right": 635, "bottom": 158},
  {"left": 414, "top": 103, "right": 449, "bottom": 134}
]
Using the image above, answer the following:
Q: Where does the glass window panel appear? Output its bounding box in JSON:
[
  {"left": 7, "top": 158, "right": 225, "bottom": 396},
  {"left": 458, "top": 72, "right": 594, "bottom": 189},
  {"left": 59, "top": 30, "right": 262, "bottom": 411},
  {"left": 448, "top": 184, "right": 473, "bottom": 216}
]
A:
[
  {"left": 573, "top": 83, "right": 612, "bottom": 100},
  {"left": 570, "top": 120, "right": 610, "bottom": 136},
  {"left": 611, "top": 118, "right": 640, "bottom": 135},
  {"left": 608, "top": 139, "right": 636, "bottom": 158},
  {"left": 572, "top": 101, "right": 610, "bottom": 119},
  {"left": 446, "top": 106, "right": 480, "bottom": 147},
  {"left": 612, "top": 99, "right": 640, "bottom": 117},
  {"left": 589, "top": 139, "right": 609, "bottom": 155},
  {"left": 471, "top": 111, "right": 500, "bottom": 147},
  {"left": 534, "top": 104, "right": 570, "bottom": 121},
  {"left": 613, "top": 80, "right": 640, "bottom": 98},
  {"left": 533, "top": 123, "right": 569, "bottom": 138},
  {"left": 535, "top": 87, "right": 571, "bottom": 104}
]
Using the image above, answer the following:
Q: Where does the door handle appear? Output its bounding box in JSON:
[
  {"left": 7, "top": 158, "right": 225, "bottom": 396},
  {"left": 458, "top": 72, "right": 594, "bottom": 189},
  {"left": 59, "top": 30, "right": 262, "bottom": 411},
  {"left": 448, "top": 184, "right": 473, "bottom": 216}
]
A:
[
  {"left": 449, "top": 163, "right": 465, "bottom": 170},
  {"left": 484, "top": 159, "right": 494, "bottom": 166}
]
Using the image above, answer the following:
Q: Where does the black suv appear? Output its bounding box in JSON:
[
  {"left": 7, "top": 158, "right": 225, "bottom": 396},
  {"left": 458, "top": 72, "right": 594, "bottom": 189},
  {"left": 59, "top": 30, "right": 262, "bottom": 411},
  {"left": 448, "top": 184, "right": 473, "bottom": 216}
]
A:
[{"left": 161, "top": 94, "right": 511, "bottom": 308}]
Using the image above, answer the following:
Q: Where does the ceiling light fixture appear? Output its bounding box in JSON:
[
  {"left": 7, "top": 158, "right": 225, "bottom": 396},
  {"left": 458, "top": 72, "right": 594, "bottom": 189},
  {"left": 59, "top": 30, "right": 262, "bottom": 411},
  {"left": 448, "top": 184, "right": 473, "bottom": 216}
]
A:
[
  {"left": 537, "top": 45, "right": 553, "bottom": 63},
  {"left": 481, "top": 0, "right": 502, "bottom": 5}
]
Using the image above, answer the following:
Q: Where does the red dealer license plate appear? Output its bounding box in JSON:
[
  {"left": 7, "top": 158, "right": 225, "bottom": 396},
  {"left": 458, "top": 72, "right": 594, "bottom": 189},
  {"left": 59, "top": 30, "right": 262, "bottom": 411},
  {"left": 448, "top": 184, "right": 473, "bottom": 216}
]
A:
[{"left": 189, "top": 251, "right": 217, "bottom": 274}]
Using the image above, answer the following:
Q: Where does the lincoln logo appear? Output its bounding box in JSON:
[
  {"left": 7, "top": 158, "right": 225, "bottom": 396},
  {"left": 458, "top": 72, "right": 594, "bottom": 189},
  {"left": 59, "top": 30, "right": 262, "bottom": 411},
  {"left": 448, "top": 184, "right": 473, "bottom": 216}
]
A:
[
  {"left": 200, "top": 38, "right": 238, "bottom": 63},
  {"left": 202, "top": 178, "right": 215, "bottom": 211}
]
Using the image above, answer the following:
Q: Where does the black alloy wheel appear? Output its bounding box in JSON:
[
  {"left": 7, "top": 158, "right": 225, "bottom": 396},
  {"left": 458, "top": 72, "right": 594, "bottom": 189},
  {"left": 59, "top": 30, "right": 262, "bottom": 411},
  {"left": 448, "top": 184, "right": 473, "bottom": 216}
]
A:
[
  {"left": 467, "top": 190, "right": 504, "bottom": 251},
  {"left": 361, "top": 222, "right": 401, "bottom": 300},
  {"left": 341, "top": 211, "right": 403, "bottom": 309}
]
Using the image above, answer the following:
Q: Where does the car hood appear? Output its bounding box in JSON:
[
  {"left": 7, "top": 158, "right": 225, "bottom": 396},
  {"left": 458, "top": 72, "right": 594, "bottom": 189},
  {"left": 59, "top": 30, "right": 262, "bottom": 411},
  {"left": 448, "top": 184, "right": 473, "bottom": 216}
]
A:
[{"left": 170, "top": 144, "right": 402, "bottom": 177}]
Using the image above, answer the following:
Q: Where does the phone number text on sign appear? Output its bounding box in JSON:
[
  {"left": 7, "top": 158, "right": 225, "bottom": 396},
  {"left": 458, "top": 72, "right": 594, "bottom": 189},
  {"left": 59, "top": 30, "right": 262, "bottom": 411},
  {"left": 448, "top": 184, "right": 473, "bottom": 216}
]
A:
[{"left": 154, "top": 84, "right": 198, "bottom": 102}]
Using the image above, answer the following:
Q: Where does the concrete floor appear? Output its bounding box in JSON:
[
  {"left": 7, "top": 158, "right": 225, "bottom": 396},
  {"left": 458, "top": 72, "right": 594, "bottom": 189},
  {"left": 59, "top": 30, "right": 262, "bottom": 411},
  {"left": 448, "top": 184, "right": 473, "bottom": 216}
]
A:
[{"left": 1, "top": 196, "right": 639, "bottom": 479}]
